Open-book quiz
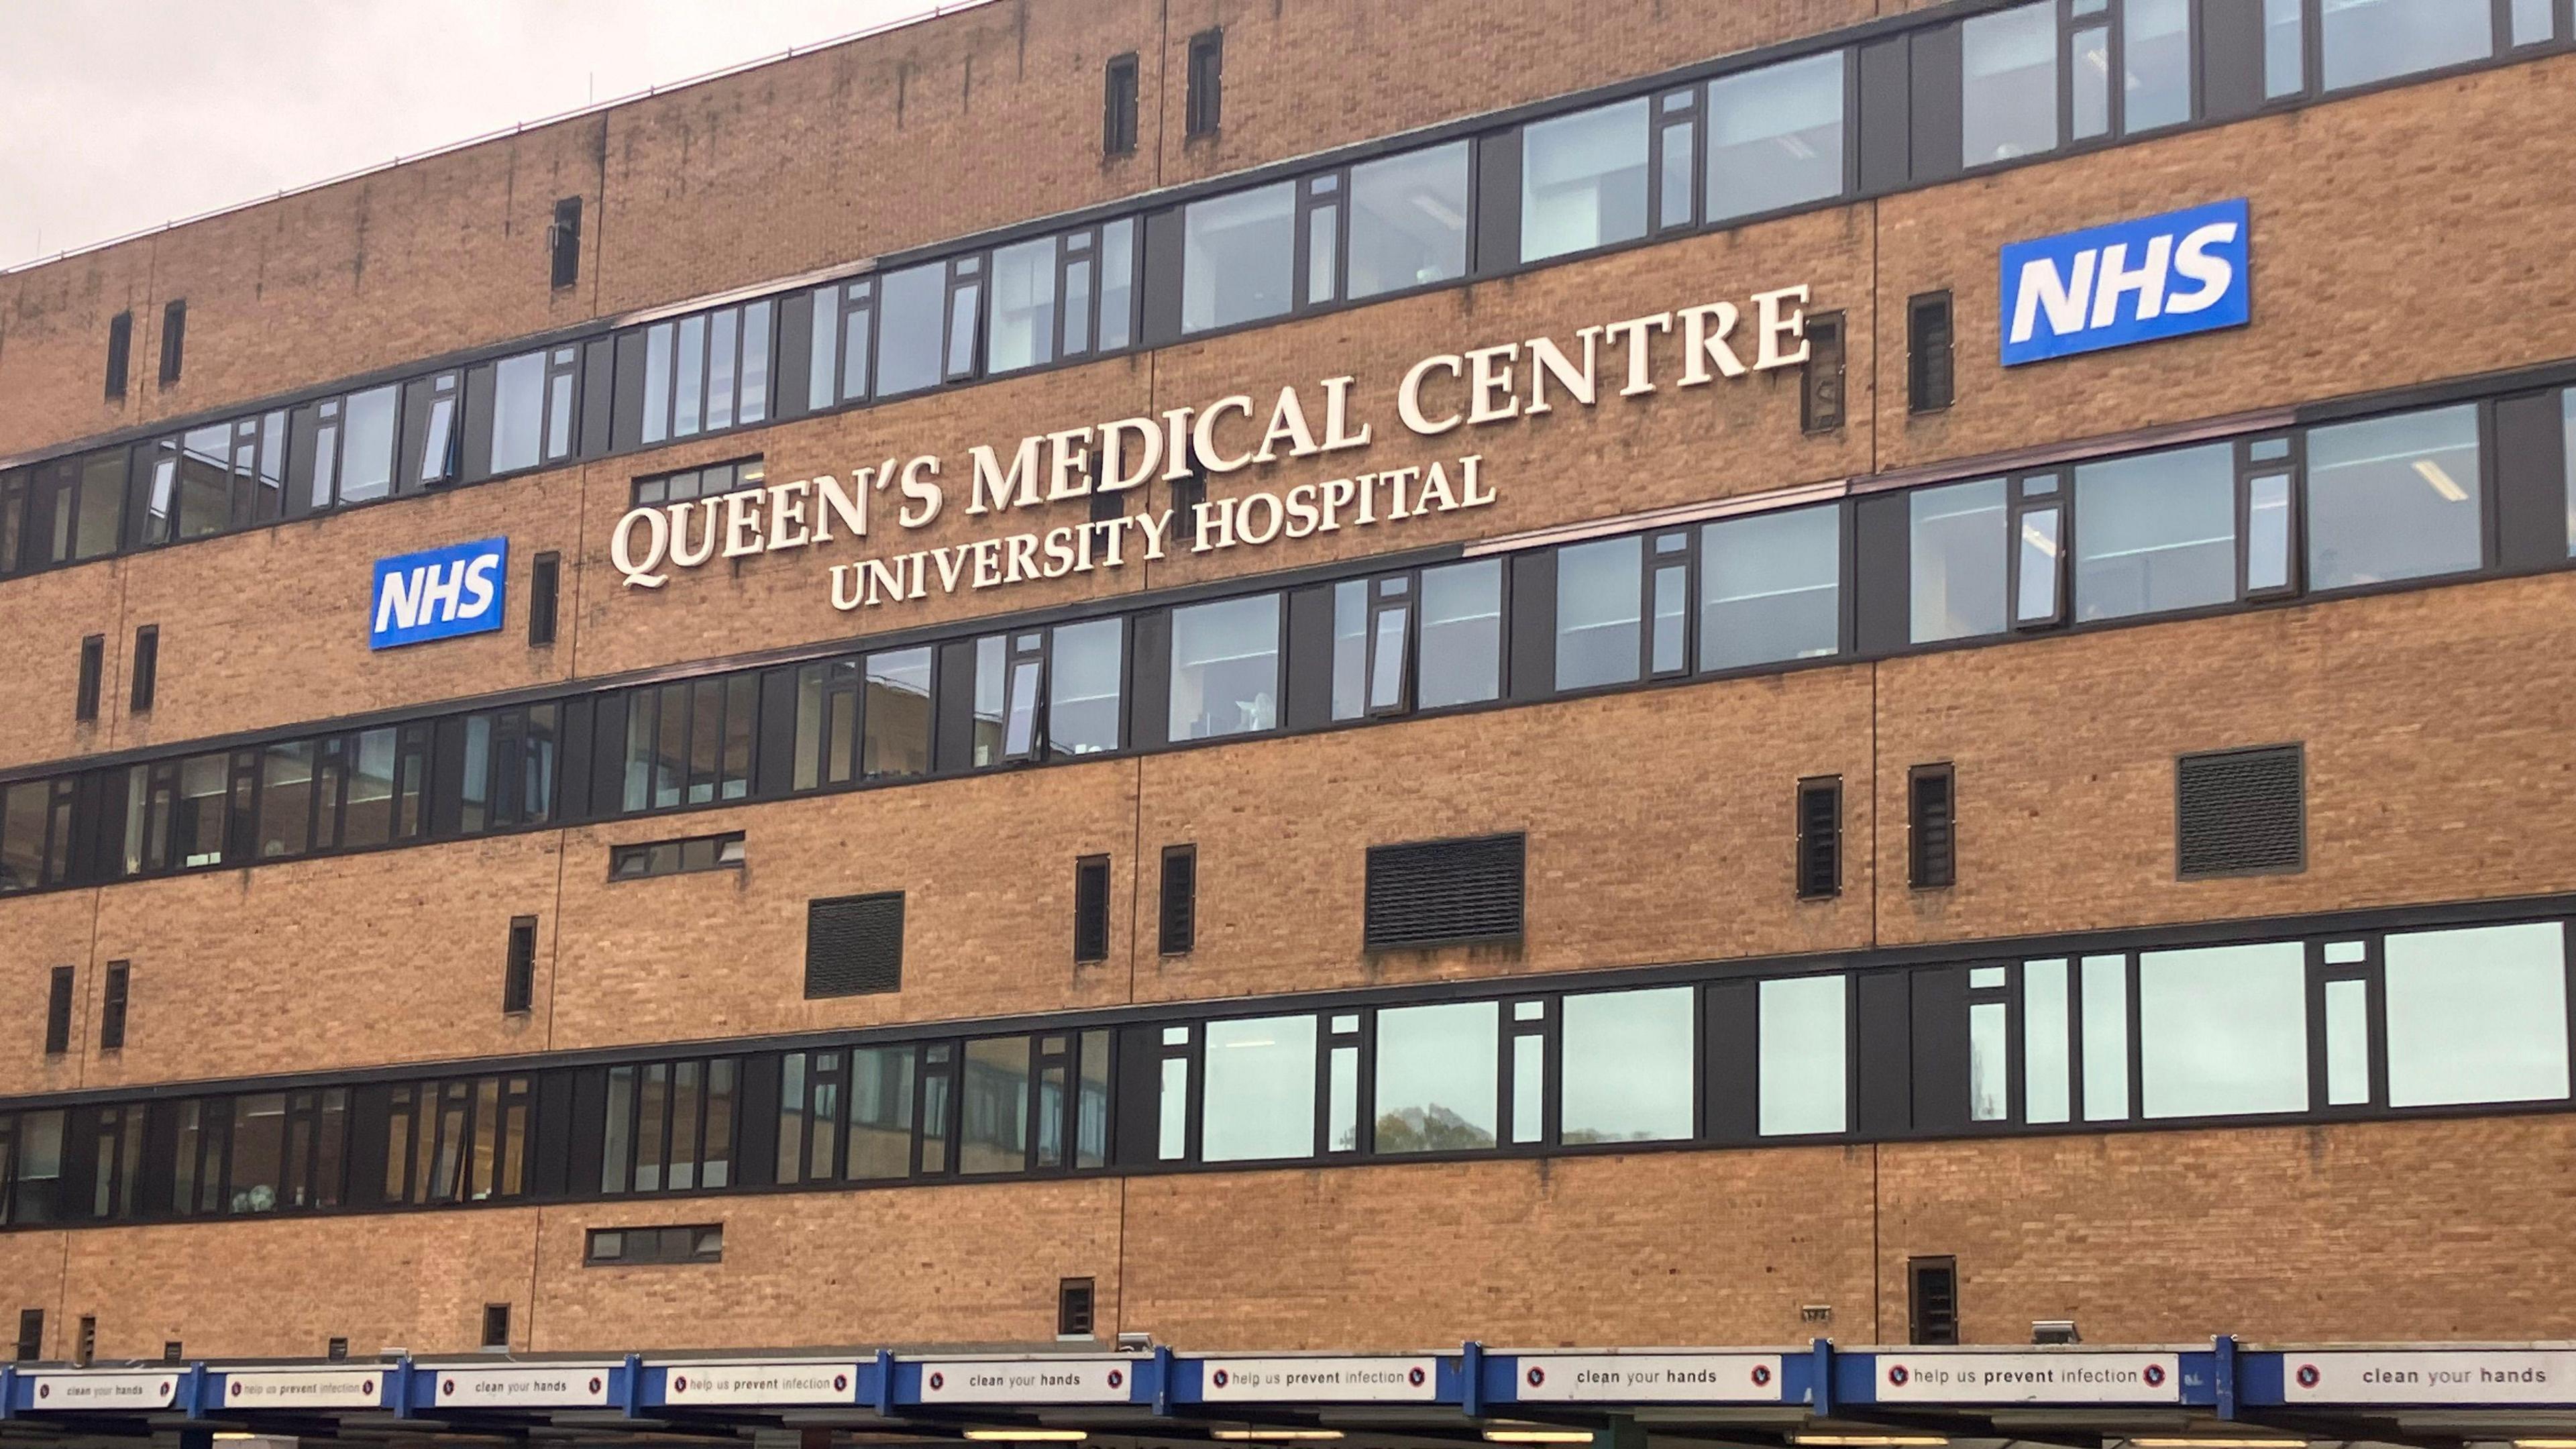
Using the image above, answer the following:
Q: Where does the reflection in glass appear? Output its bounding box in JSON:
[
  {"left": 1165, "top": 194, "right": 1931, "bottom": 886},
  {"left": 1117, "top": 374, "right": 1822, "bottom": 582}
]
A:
[
  {"left": 2015, "top": 506, "right": 2061, "bottom": 625},
  {"left": 1556, "top": 536, "right": 1642, "bottom": 690},
  {"left": 959, "top": 1037, "right": 1031, "bottom": 1175},
  {"left": 1348, "top": 143, "right": 1470, "bottom": 299},
  {"left": 1183, "top": 182, "right": 1296, "bottom": 333},
  {"left": 1099, "top": 219, "right": 1136, "bottom": 351},
  {"left": 1521, "top": 99, "right": 1650, "bottom": 262},
  {"left": 1331, "top": 581, "right": 1368, "bottom": 721},
  {"left": 1169, "top": 594, "right": 1281, "bottom": 741},
  {"left": 2325, "top": 978, "right": 2370, "bottom": 1106},
  {"left": 1418, "top": 559, "right": 1502, "bottom": 708},
  {"left": 1701, "top": 506, "right": 1839, "bottom": 671},
  {"left": 2320, "top": 0, "right": 2493, "bottom": 91},
  {"left": 2023, "top": 959, "right": 2071, "bottom": 1124},
  {"left": 1970, "top": 1000, "right": 2009, "bottom": 1121},
  {"left": 1760, "top": 975, "right": 1845, "bottom": 1136},
  {"left": 1962, "top": 2, "right": 2058, "bottom": 165},
  {"left": 2071, "top": 23, "right": 2111, "bottom": 141},
  {"left": 1910, "top": 478, "right": 2007, "bottom": 643},
  {"left": 1374, "top": 1000, "right": 1499, "bottom": 1152},
  {"left": 2139, "top": 943, "right": 2308, "bottom": 1118},
  {"left": 863, "top": 647, "right": 933, "bottom": 779},
  {"left": 875, "top": 263, "right": 947, "bottom": 397},
  {"left": 846, "top": 1045, "right": 915, "bottom": 1180},
  {"left": 2247, "top": 472, "right": 2293, "bottom": 591},
  {"left": 2306, "top": 405, "right": 2482, "bottom": 589},
  {"left": 1560, "top": 987, "right": 1695, "bottom": 1144},
  {"left": 1050, "top": 619, "right": 1123, "bottom": 755},
  {"left": 1202, "top": 1015, "right": 1318, "bottom": 1161},
  {"left": 2125, "top": 0, "right": 2193, "bottom": 131},
  {"left": 2383, "top": 922, "right": 2571, "bottom": 1108},
  {"left": 2265, "top": 0, "right": 2305, "bottom": 97},
  {"left": 1157, "top": 1055, "right": 1188, "bottom": 1161},
  {"left": 2082, "top": 954, "right": 2129, "bottom": 1120},
  {"left": 989, "top": 237, "right": 1057, "bottom": 374},
  {"left": 339, "top": 386, "right": 398, "bottom": 502},
  {"left": 2074, "top": 443, "right": 2235, "bottom": 620}
]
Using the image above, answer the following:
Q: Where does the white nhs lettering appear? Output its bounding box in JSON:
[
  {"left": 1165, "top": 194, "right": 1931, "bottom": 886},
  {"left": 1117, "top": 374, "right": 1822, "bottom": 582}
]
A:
[
  {"left": 374, "top": 554, "right": 500, "bottom": 632},
  {"left": 2008, "top": 220, "right": 2239, "bottom": 347}
]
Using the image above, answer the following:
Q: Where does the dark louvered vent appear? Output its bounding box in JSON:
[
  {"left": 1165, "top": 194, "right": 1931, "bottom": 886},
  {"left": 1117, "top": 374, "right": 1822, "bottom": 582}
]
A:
[
  {"left": 1158, "top": 846, "right": 1196, "bottom": 956},
  {"left": 1364, "top": 833, "right": 1526, "bottom": 950},
  {"left": 2177, "top": 744, "right": 2304, "bottom": 877},
  {"left": 1796, "top": 777, "right": 1841, "bottom": 900},
  {"left": 1908, "top": 1256, "right": 1960, "bottom": 1344},
  {"left": 1074, "top": 855, "right": 1111, "bottom": 963},
  {"left": 806, "top": 892, "right": 906, "bottom": 998},
  {"left": 1909, "top": 765, "right": 1955, "bottom": 890}
]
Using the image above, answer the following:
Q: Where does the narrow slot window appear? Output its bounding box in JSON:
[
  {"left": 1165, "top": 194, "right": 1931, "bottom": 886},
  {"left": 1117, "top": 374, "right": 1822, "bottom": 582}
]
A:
[
  {"left": 1908, "top": 765, "right": 1956, "bottom": 889},
  {"left": 1908, "top": 292, "right": 1955, "bottom": 413},
  {"left": 1185, "top": 30, "right": 1223, "bottom": 138},
  {"left": 1795, "top": 777, "right": 1841, "bottom": 900},
  {"left": 1104, "top": 54, "right": 1140, "bottom": 155}
]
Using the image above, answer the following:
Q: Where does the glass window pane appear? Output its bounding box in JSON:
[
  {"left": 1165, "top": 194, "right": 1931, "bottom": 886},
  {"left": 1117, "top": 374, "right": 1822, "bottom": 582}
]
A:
[
  {"left": 2325, "top": 977, "right": 2370, "bottom": 1106},
  {"left": 1374, "top": 1001, "right": 1499, "bottom": 1152},
  {"left": 842, "top": 296, "right": 873, "bottom": 401},
  {"left": 1510, "top": 1033, "right": 1544, "bottom": 1144},
  {"left": 808, "top": 287, "right": 841, "bottom": 411},
  {"left": 2306, "top": 405, "right": 2483, "bottom": 589},
  {"left": 1347, "top": 142, "right": 1470, "bottom": 299},
  {"left": 1305, "top": 201, "right": 1338, "bottom": 305},
  {"left": 1098, "top": 219, "right": 1136, "bottom": 351},
  {"left": 2138, "top": 943, "right": 2308, "bottom": 1118},
  {"left": 2247, "top": 472, "right": 2293, "bottom": 591},
  {"left": 863, "top": 647, "right": 934, "bottom": 779},
  {"left": 1556, "top": 536, "right": 1643, "bottom": 690},
  {"left": 706, "top": 309, "right": 739, "bottom": 431},
  {"left": 989, "top": 237, "right": 1059, "bottom": 374},
  {"left": 672, "top": 315, "right": 705, "bottom": 437},
  {"left": 2023, "top": 958, "right": 2071, "bottom": 1124},
  {"left": 1203, "top": 1015, "right": 1318, "bottom": 1162},
  {"left": 1651, "top": 563, "right": 1687, "bottom": 671},
  {"left": 1077, "top": 1032, "right": 1111, "bottom": 1169},
  {"left": 491, "top": 352, "right": 545, "bottom": 474},
  {"left": 2265, "top": 0, "right": 2305, "bottom": 95},
  {"left": 1064, "top": 258, "right": 1093, "bottom": 356},
  {"left": 1328, "top": 1044, "right": 1360, "bottom": 1151},
  {"left": 2383, "top": 922, "right": 2571, "bottom": 1108},
  {"left": 2071, "top": 25, "right": 2111, "bottom": 142},
  {"left": 1970, "top": 1000, "right": 2010, "bottom": 1120},
  {"left": 2125, "top": 0, "right": 2193, "bottom": 131},
  {"left": 1521, "top": 98, "right": 1650, "bottom": 262},
  {"left": 1701, "top": 504, "right": 1840, "bottom": 671},
  {"left": 876, "top": 263, "right": 947, "bottom": 396},
  {"left": 1158, "top": 1055, "right": 1189, "bottom": 1161},
  {"left": 1169, "top": 594, "right": 1281, "bottom": 741},
  {"left": 1331, "top": 580, "right": 1367, "bottom": 721},
  {"left": 945, "top": 279, "right": 981, "bottom": 378},
  {"left": 972, "top": 635, "right": 1007, "bottom": 768},
  {"left": 1183, "top": 182, "right": 1297, "bottom": 333},
  {"left": 1759, "top": 975, "right": 1846, "bottom": 1136},
  {"left": 2072, "top": 443, "right": 2235, "bottom": 620},
  {"left": 340, "top": 386, "right": 398, "bottom": 502},
  {"left": 1417, "top": 559, "right": 1502, "bottom": 708},
  {"left": 1560, "top": 987, "right": 1695, "bottom": 1144},
  {"left": 1656, "top": 119, "right": 1695, "bottom": 229},
  {"left": 1707, "top": 52, "right": 1845, "bottom": 223},
  {"left": 959, "top": 1037, "right": 1032, "bottom": 1174},
  {"left": 1, "top": 784, "right": 47, "bottom": 891},
  {"left": 257, "top": 741, "right": 315, "bottom": 859},
  {"left": 2321, "top": 0, "right": 2495, "bottom": 91},
  {"left": 2082, "top": 953, "right": 2129, "bottom": 1120},
  {"left": 177, "top": 754, "right": 227, "bottom": 867},
  {"left": 1910, "top": 478, "right": 2007, "bottom": 643},
  {"left": 2512, "top": 0, "right": 2553, "bottom": 43},
  {"left": 1368, "top": 606, "right": 1408, "bottom": 710},
  {"left": 1962, "top": 2, "right": 2059, "bottom": 166},
  {"left": 2015, "top": 506, "right": 2061, "bottom": 625},
  {"left": 227, "top": 1095, "right": 286, "bottom": 1213},
  {"left": 1049, "top": 618, "right": 1123, "bottom": 755},
  {"left": 1004, "top": 657, "right": 1042, "bottom": 758},
  {"left": 2565, "top": 391, "right": 2576, "bottom": 557}
]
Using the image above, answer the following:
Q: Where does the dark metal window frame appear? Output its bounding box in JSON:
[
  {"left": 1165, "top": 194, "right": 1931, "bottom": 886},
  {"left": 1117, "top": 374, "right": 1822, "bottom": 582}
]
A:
[
  {"left": 1184, "top": 29, "right": 1223, "bottom": 138},
  {"left": 1103, "top": 54, "right": 1141, "bottom": 156},
  {"left": 608, "top": 831, "right": 747, "bottom": 881}
]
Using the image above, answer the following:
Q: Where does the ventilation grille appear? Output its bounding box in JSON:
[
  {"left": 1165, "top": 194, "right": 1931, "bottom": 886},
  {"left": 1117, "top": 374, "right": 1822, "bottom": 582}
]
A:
[
  {"left": 1158, "top": 847, "right": 1196, "bottom": 956},
  {"left": 2177, "top": 745, "right": 2304, "bottom": 877},
  {"left": 1796, "top": 777, "right": 1841, "bottom": 900},
  {"left": 1075, "top": 856, "right": 1112, "bottom": 963},
  {"left": 1364, "top": 833, "right": 1526, "bottom": 950},
  {"left": 1909, "top": 766, "right": 1955, "bottom": 890},
  {"left": 806, "top": 892, "right": 906, "bottom": 998},
  {"left": 1907, "top": 1256, "right": 1960, "bottom": 1345}
]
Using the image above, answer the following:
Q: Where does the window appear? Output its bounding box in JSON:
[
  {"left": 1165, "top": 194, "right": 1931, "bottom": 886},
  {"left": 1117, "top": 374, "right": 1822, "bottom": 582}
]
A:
[
  {"left": 381, "top": 1076, "right": 521, "bottom": 1205},
  {"left": 1203, "top": 1014, "right": 1318, "bottom": 1161},
  {"left": 1049, "top": 617, "right": 1124, "bottom": 755},
  {"left": 2567, "top": 390, "right": 2576, "bottom": 557},
  {"left": 1364, "top": 835, "right": 1526, "bottom": 950},
  {"left": 158, "top": 299, "right": 186, "bottom": 386},
  {"left": 873, "top": 262, "right": 950, "bottom": 397},
  {"left": 1159, "top": 844, "right": 1197, "bottom": 955},
  {"left": 75, "top": 636, "right": 104, "bottom": 723},
  {"left": 528, "top": 552, "right": 559, "bottom": 647},
  {"left": 609, "top": 833, "right": 745, "bottom": 881},
  {"left": 1375, "top": 1001, "right": 1498, "bottom": 1152},
  {"left": 973, "top": 623, "right": 1122, "bottom": 765},
  {"left": 1185, "top": 29, "right": 1222, "bottom": 137},
  {"left": 482, "top": 1304, "right": 511, "bottom": 1349},
  {"left": 1560, "top": 987, "right": 1695, "bottom": 1143},
  {"left": 806, "top": 892, "right": 904, "bottom": 998},
  {"left": 502, "top": 916, "right": 537, "bottom": 1014},
  {"left": 1962, "top": 3, "right": 2057, "bottom": 165},
  {"left": 2321, "top": 0, "right": 2496, "bottom": 91},
  {"left": 1796, "top": 777, "right": 1841, "bottom": 900},
  {"left": 1909, "top": 765, "right": 1956, "bottom": 890},
  {"left": 618, "top": 680, "right": 747, "bottom": 811},
  {"left": 129, "top": 625, "right": 158, "bottom": 712},
  {"left": 1908, "top": 1257, "right": 1960, "bottom": 1344},
  {"left": 1415, "top": 559, "right": 1503, "bottom": 708},
  {"left": 2176, "top": 744, "right": 2303, "bottom": 877},
  {"left": 957, "top": 1036, "right": 1033, "bottom": 1174},
  {"left": 99, "top": 963, "right": 129, "bottom": 1051},
  {"left": 2080, "top": 953, "right": 2131, "bottom": 1121},
  {"left": 1758, "top": 974, "right": 1846, "bottom": 1136},
  {"left": 31, "top": 449, "right": 128, "bottom": 566},
  {"left": 1521, "top": 98, "right": 1650, "bottom": 262},
  {"left": 1169, "top": 593, "right": 1280, "bottom": 740},
  {"left": 43, "top": 967, "right": 72, "bottom": 1056},
  {"left": 2138, "top": 941, "right": 2307, "bottom": 1117},
  {"left": 295, "top": 384, "right": 400, "bottom": 508},
  {"left": 585, "top": 1224, "right": 724, "bottom": 1265},
  {"left": 847, "top": 1044, "right": 917, "bottom": 1179},
  {"left": 1346, "top": 142, "right": 1471, "bottom": 300},
  {"left": 1104, "top": 54, "right": 1140, "bottom": 154},
  {"left": 1707, "top": 51, "right": 1845, "bottom": 222},
  {"left": 2073, "top": 443, "right": 2235, "bottom": 620},
  {"left": 408, "top": 372, "right": 462, "bottom": 488},
  {"left": 486, "top": 346, "right": 580, "bottom": 475},
  {"left": 1701, "top": 504, "right": 1840, "bottom": 671},
  {"left": 1555, "top": 535, "right": 1644, "bottom": 689},
  {"left": 2121, "top": 0, "right": 2194, "bottom": 131},
  {"left": 2383, "top": 922, "right": 2570, "bottom": 1108},
  {"left": 104, "top": 313, "right": 132, "bottom": 401},
  {"left": 1801, "top": 312, "right": 1846, "bottom": 433},
  {"left": 806, "top": 278, "right": 877, "bottom": 407},
  {"left": 1332, "top": 560, "right": 1503, "bottom": 720},
  {"left": 863, "top": 647, "right": 934, "bottom": 779},
  {"left": 1183, "top": 183, "right": 1295, "bottom": 333},
  {"left": 636, "top": 301, "right": 773, "bottom": 442},
  {"left": 2023, "top": 957, "right": 2072, "bottom": 1124},
  {"left": 1058, "top": 1277, "right": 1097, "bottom": 1338},
  {"left": 2265, "top": 0, "right": 2306, "bottom": 96},
  {"left": 1909, "top": 478, "right": 2006, "bottom": 643},
  {"left": 2305, "top": 404, "right": 2482, "bottom": 590},
  {"left": 0, "top": 784, "right": 49, "bottom": 894},
  {"left": 15, "top": 1309, "right": 39, "bottom": 1362},
  {"left": 1907, "top": 292, "right": 1953, "bottom": 413},
  {"left": 1074, "top": 855, "right": 1111, "bottom": 963},
  {"left": 549, "top": 196, "right": 583, "bottom": 289}
]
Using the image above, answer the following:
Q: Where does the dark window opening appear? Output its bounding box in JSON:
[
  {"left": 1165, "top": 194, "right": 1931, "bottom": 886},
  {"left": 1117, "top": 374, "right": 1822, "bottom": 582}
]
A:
[
  {"left": 13, "top": 1309, "right": 40, "bottom": 1362},
  {"left": 2178, "top": 744, "right": 2304, "bottom": 877},
  {"left": 529, "top": 552, "right": 560, "bottom": 647},
  {"left": 1104, "top": 54, "right": 1141, "bottom": 155},
  {"left": 1908, "top": 291, "right": 1955, "bottom": 414},
  {"left": 129, "top": 627, "right": 158, "bottom": 714},
  {"left": 1364, "top": 833, "right": 1527, "bottom": 950},
  {"left": 503, "top": 916, "right": 537, "bottom": 1016},
  {"left": 807, "top": 892, "right": 904, "bottom": 998},
  {"left": 549, "top": 197, "right": 584, "bottom": 290},
  {"left": 43, "top": 967, "right": 73, "bottom": 1057},
  {"left": 585, "top": 1223, "right": 722, "bottom": 1265},
  {"left": 1185, "top": 30, "right": 1224, "bottom": 138},
  {"left": 99, "top": 963, "right": 128, "bottom": 1051},
  {"left": 1909, "top": 765, "right": 1956, "bottom": 890},
  {"left": 161, "top": 1340, "right": 182, "bottom": 1364},
  {"left": 608, "top": 832, "right": 745, "bottom": 881},
  {"left": 327, "top": 1337, "right": 349, "bottom": 1361},
  {"left": 1075, "top": 855, "right": 1112, "bottom": 963},
  {"left": 480, "top": 1303, "right": 510, "bottom": 1350},
  {"left": 1802, "top": 312, "right": 1846, "bottom": 433},
  {"left": 158, "top": 300, "right": 187, "bottom": 387},
  {"left": 1796, "top": 776, "right": 1841, "bottom": 900},
  {"left": 73, "top": 1316, "right": 94, "bottom": 1367},
  {"left": 1057, "top": 1277, "right": 1097, "bottom": 1338},
  {"left": 104, "top": 313, "right": 132, "bottom": 402},
  {"left": 1908, "top": 1256, "right": 1960, "bottom": 1344},
  {"left": 75, "top": 636, "right": 104, "bottom": 724},
  {"left": 631, "top": 458, "right": 763, "bottom": 509},
  {"left": 1159, "top": 845, "right": 1197, "bottom": 956}
]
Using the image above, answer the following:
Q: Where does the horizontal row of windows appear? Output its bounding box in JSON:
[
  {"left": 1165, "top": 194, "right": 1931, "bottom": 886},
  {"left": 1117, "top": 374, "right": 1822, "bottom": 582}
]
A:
[
  {"left": 3, "top": 0, "right": 2566, "bottom": 580},
  {"left": 0, "top": 903, "right": 2563, "bottom": 1229},
  {"left": 4, "top": 374, "right": 2573, "bottom": 898}
]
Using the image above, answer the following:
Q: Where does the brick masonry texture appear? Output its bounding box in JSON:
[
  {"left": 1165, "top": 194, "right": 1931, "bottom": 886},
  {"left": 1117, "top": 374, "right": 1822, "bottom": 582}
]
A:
[{"left": 0, "top": 0, "right": 2571, "bottom": 1366}]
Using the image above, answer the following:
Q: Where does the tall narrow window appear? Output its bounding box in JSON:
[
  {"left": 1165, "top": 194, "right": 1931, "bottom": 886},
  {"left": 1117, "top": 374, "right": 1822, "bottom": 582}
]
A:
[
  {"left": 1057, "top": 1277, "right": 1097, "bottom": 1338},
  {"left": 1908, "top": 292, "right": 1954, "bottom": 413},
  {"left": 13, "top": 1309, "right": 40, "bottom": 1362},
  {"left": 528, "top": 552, "right": 560, "bottom": 647},
  {"left": 549, "top": 197, "right": 583, "bottom": 289},
  {"left": 1909, "top": 765, "right": 1956, "bottom": 889},
  {"left": 75, "top": 636, "right": 105, "bottom": 723},
  {"left": 480, "top": 1304, "right": 511, "bottom": 1351},
  {"left": 1908, "top": 1256, "right": 1960, "bottom": 1344},
  {"left": 1074, "top": 855, "right": 1111, "bottom": 964},
  {"left": 129, "top": 626, "right": 158, "bottom": 712},
  {"left": 1104, "top": 53, "right": 1140, "bottom": 155},
  {"left": 1185, "top": 30, "right": 1223, "bottom": 138},
  {"left": 104, "top": 312, "right": 132, "bottom": 401},
  {"left": 1159, "top": 845, "right": 1197, "bottom": 955},
  {"left": 1801, "top": 313, "right": 1845, "bottom": 433},
  {"left": 158, "top": 300, "right": 187, "bottom": 386},
  {"left": 99, "top": 962, "right": 129, "bottom": 1051},
  {"left": 502, "top": 917, "right": 537, "bottom": 1014},
  {"left": 44, "top": 967, "right": 74, "bottom": 1056},
  {"left": 1795, "top": 777, "right": 1841, "bottom": 900}
]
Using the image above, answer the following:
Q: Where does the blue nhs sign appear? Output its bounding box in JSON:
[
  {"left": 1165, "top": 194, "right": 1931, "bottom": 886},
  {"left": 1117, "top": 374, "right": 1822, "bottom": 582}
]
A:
[
  {"left": 369, "top": 537, "right": 508, "bottom": 649},
  {"left": 1999, "top": 199, "right": 2250, "bottom": 366}
]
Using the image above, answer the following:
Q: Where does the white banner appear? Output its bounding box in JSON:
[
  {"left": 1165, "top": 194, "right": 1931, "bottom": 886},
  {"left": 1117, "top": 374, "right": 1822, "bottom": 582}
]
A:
[
  {"left": 28, "top": 1373, "right": 176, "bottom": 1409},
  {"left": 223, "top": 1369, "right": 385, "bottom": 1408},
  {"left": 2282, "top": 1350, "right": 2576, "bottom": 1405},
  {"left": 1199, "top": 1357, "right": 1438, "bottom": 1403},
  {"left": 1874, "top": 1352, "right": 2180, "bottom": 1403},
  {"left": 1515, "top": 1354, "right": 1783, "bottom": 1403},
  {"left": 433, "top": 1366, "right": 614, "bottom": 1407},
  {"left": 665, "top": 1364, "right": 857, "bottom": 1406},
  {"left": 917, "top": 1360, "right": 1135, "bottom": 1404}
]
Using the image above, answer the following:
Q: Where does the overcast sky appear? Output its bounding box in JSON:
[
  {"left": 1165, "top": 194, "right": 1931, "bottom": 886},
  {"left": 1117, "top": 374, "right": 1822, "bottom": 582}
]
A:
[{"left": 0, "top": 0, "right": 944, "bottom": 270}]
